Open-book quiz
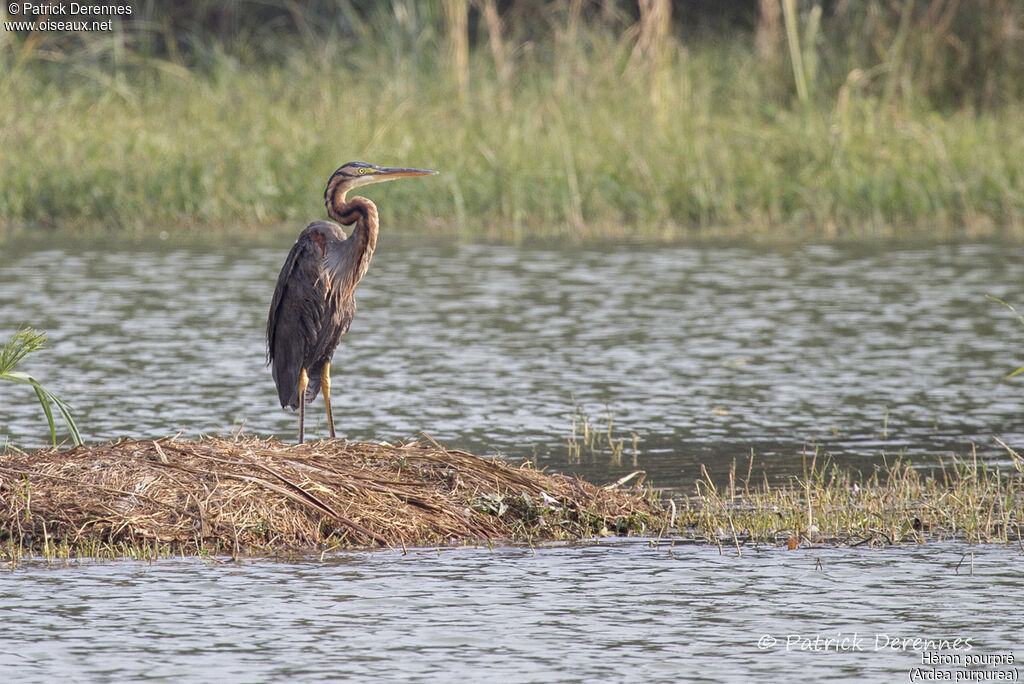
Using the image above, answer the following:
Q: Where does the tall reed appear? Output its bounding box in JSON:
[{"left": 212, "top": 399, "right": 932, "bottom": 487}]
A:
[{"left": 1, "top": 2, "right": 1022, "bottom": 240}]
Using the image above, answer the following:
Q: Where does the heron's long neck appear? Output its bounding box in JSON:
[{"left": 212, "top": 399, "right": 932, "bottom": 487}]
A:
[{"left": 327, "top": 194, "right": 379, "bottom": 289}]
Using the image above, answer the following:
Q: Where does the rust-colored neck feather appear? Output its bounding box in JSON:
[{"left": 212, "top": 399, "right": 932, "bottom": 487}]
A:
[{"left": 325, "top": 180, "right": 379, "bottom": 289}]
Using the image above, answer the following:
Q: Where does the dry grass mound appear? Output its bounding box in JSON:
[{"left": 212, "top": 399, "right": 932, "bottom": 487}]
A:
[{"left": 0, "top": 436, "right": 665, "bottom": 559}]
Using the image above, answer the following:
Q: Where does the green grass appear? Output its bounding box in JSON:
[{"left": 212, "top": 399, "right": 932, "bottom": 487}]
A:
[
  {"left": 679, "top": 448, "right": 1024, "bottom": 550},
  {"left": 0, "top": 328, "right": 83, "bottom": 447},
  {"left": 988, "top": 296, "right": 1024, "bottom": 378},
  {"left": 1, "top": 31, "right": 1023, "bottom": 241}
]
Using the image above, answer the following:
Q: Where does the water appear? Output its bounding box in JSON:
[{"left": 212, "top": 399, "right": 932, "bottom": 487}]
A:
[
  {"left": 2, "top": 236, "right": 1024, "bottom": 681},
  {"left": 0, "top": 542, "right": 1020, "bottom": 682},
  {"left": 1, "top": 236, "right": 1022, "bottom": 487}
]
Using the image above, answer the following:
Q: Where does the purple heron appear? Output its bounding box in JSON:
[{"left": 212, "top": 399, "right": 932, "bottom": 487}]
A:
[{"left": 267, "top": 161, "right": 437, "bottom": 443}]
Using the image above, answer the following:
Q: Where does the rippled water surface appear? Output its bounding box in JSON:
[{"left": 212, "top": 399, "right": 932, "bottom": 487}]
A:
[
  {"left": 2, "top": 236, "right": 1022, "bottom": 486},
  {"left": 2, "top": 235, "right": 1024, "bottom": 681},
  {"left": 1, "top": 542, "right": 1021, "bottom": 682}
]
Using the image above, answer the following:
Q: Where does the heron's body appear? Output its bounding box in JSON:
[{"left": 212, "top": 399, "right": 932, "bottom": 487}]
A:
[
  {"left": 266, "top": 162, "right": 436, "bottom": 443},
  {"left": 267, "top": 219, "right": 357, "bottom": 410}
]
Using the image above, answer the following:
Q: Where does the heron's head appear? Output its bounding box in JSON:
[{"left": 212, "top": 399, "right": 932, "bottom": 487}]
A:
[{"left": 324, "top": 161, "right": 438, "bottom": 203}]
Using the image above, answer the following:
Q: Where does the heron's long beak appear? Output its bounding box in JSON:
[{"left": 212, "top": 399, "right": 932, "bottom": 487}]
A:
[{"left": 373, "top": 166, "right": 439, "bottom": 179}]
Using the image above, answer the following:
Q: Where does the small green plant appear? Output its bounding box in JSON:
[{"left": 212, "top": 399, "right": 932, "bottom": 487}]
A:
[
  {"left": 567, "top": 403, "right": 637, "bottom": 466},
  {"left": 988, "top": 296, "right": 1024, "bottom": 379},
  {"left": 0, "top": 327, "right": 83, "bottom": 446}
]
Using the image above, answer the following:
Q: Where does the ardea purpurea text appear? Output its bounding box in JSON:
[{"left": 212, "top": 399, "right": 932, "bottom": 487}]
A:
[{"left": 267, "top": 161, "right": 437, "bottom": 443}]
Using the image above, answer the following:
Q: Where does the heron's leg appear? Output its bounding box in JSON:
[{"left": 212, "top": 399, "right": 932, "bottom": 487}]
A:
[
  {"left": 297, "top": 368, "right": 309, "bottom": 444},
  {"left": 322, "top": 361, "right": 335, "bottom": 439}
]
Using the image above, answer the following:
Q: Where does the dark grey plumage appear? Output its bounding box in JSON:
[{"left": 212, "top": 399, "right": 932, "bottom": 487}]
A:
[
  {"left": 267, "top": 220, "right": 355, "bottom": 409},
  {"left": 266, "top": 161, "right": 437, "bottom": 444}
]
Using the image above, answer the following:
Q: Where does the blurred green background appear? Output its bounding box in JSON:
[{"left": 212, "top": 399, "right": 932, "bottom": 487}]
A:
[{"left": 1, "top": 0, "right": 1022, "bottom": 241}]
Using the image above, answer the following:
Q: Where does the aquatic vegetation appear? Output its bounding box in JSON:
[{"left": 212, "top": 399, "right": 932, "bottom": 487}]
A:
[
  {"left": 0, "top": 328, "right": 83, "bottom": 447},
  {"left": 567, "top": 403, "right": 638, "bottom": 466},
  {"left": 679, "top": 449, "right": 1024, "bottom": 551},
  {"left": 987, "top": 295, "right": 1024, "bottom": 379},
  {"left": 3, "top": 429, "right": 1021, "bottom": 563}
]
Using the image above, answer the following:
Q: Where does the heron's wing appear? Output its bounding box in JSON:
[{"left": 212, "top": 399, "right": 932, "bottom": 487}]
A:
[
  {"left": 307, "top": 235, "right": 360, "bottom": 365},
  {"left": 267, "top": 233, "right": 329, "bottom": 409}
]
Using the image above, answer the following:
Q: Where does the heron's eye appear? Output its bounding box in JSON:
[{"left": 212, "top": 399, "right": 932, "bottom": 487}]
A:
[{"left": 358, "top": 168, "right": 368, "bottom": 175}]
